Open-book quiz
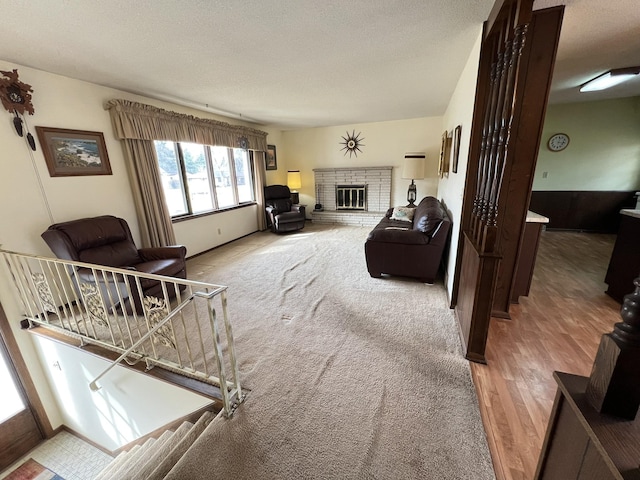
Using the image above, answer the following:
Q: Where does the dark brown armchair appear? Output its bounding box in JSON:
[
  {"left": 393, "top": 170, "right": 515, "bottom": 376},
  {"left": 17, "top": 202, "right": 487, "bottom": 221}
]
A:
[
  {"left": 264, "top": 185, "right": 306, "bottom": 233},
  {"left": 41, "top": 215, "right": 187, "bottom": 312}
]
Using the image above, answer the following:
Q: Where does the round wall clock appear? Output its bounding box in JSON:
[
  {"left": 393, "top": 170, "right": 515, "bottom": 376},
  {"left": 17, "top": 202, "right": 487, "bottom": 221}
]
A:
[{"left": 547, "top": 133, "right": 569, "bottom": 152}]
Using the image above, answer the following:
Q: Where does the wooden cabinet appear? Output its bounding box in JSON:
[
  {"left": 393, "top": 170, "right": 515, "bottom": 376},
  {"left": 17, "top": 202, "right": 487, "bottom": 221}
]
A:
[
  {"left": 511, "top": 211, "right": 548, "bottom": 303},
  {"left": 605, "top": 210, "right": 640, "bottom": 303},
  {"left": 535, "top": 372, "right": 640, "bottom": 480}
]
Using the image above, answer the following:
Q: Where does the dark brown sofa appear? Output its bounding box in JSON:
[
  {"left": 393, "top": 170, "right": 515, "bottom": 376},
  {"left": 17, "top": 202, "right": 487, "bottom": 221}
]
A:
[{"left": 364, "top": 197, "right": 451, "bottom": 284}]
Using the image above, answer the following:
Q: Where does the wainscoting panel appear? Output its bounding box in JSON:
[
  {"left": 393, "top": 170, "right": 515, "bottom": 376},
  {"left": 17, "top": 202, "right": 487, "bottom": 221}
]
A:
[{"left": 529, "top": 191, "right": 636, "bottom": 233}]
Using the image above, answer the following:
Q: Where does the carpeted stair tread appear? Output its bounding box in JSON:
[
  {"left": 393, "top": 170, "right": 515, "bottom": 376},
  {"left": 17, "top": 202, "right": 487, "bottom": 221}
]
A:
[
  {"left": 117, "top": 429, "right": 176, "bottom": 480},
  {"left": 103, "top": 437, "right": 158, "bottom": 480},
  {"left": 93, "top": 445, "right": 140, "bottom": 480},
  {"left": 125, "top": 420, "right": 194, "bottom": 480},
  {"left": 146, "top": 411, "right": 218, "bottom": 480}
]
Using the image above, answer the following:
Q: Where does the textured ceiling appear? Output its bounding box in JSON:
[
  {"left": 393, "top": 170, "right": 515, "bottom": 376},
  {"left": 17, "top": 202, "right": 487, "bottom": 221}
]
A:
[{"left": 0, "top": 0, "right": 638, "bottom": 129}]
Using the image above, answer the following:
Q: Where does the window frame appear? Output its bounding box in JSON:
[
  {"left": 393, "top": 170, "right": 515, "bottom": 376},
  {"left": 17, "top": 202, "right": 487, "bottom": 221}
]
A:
[{"left": 155, "top": 141, "right": 257, "bottom": 221}]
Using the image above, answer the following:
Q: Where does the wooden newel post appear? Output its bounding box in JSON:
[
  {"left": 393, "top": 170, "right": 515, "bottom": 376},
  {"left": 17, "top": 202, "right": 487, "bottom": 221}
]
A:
[{"left": 586, "top": 276, "right": 640, "bottom": 420}]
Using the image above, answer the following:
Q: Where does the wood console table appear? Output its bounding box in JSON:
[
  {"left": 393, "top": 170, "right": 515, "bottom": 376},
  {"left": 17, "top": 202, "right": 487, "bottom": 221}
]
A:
[{"left": 535, "top": 372, "right": 640, "bottom": 480}]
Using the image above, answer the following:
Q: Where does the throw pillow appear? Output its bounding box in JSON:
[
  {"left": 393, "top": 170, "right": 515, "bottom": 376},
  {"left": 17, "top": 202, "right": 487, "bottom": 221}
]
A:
[{"left": 390, "top": 206, "right": 415, "bottom": 222}]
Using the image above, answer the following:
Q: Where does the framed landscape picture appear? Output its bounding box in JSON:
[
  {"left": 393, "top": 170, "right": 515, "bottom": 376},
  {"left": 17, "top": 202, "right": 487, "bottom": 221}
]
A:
[
  {"left": 36, "top": 127, "right": 112, "bottom": 177},
  {"left": 266, "top": 144, "right": 277, "bottom": 170}
]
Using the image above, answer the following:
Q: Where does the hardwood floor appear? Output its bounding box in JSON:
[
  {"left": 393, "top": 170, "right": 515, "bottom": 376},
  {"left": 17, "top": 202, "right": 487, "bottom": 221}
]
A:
[{"left": 471, "top": 231, "right": 624, "bottom": 480}]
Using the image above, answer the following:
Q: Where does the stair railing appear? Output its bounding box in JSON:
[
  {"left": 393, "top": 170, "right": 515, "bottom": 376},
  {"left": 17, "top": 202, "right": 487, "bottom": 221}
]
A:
[{"left": 0, "top": 248, "right": 244, "bottom": 417}]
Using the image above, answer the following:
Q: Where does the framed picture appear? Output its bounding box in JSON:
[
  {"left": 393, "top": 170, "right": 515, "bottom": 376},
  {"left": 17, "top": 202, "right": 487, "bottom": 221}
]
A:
[
  {"left": 452, "top": 125, "right": 462, "bottom": 174},
  {"left": 36, "top": 127, "right": 112, "bottom": 177},
  {"left": 438, "top": 131, "right": 451, "bottom": 178},
  {"left": 266, "top": 144, "right": 277, "bottom": 170}
]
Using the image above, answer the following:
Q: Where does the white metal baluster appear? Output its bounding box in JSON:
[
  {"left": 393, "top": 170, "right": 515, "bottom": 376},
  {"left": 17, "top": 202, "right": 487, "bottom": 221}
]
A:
[
  {"left": 2, "top": 254, "right": 35, "bottom": 320},
  {"left": 193, "top": 289, "right": 209, "bottom": 377},
  {"left": 136, "top": 276, "right": 159, "bottom": 361},
  {"left": 220, "top": 290, "right": 242, "bottom": 400},
  {"left": 207, "top": 297, "right": 230, "bottom": 415},
  {"left": 177, "top": 284, "right": 195, "bottom": 372},
  {"left": 59, "top": 263, "right": 83, "bottom": 334},
  {"left": 47, "top": 261, "right": 74, "bottom": 331},
  {"left": 107, "top": 271, "right": 128, "bottom": 349}
]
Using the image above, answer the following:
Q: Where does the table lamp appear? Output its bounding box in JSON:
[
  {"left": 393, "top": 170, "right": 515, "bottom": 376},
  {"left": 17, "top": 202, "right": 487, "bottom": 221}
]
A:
[
  {"left": 287, "top": 170, "right": 302, "bottom": 204},
  {"left": 402, "top": 153, "right": 425, "bottom": 207}
]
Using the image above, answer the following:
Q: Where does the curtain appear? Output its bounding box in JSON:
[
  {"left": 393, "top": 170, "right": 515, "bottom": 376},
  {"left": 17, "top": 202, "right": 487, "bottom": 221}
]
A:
[
  {"left": 105, "top": 99, "right": 268, "bottom": 151},
  {"left": 105, "top": 99, "right": 269, "bottom": 244},
  {"left": 121, "top": 139, "right": 176, "bottom": 247},
  {"left": 254, "top": 151, "right": 267, "bottom": 231}
]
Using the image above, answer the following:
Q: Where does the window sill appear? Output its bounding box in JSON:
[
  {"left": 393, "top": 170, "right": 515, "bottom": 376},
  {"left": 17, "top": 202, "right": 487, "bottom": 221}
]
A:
[{"left": 171, "top": 202, "right": 256, "bottom": 223}]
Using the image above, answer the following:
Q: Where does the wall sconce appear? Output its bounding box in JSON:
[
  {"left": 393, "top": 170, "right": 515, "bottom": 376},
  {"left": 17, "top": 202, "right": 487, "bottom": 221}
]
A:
[
  {"left": 287, "top": 170, "right": 302, "bottom": 204},
  {"left": 580, "top": 67, "right": 640, "bottom": 92},
  {"left": 402, "top": 153, "right": 425, "bottom": 207}
]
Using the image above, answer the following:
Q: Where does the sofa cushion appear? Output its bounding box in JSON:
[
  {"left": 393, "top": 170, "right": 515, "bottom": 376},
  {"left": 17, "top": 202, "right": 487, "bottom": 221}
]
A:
[
  {"left": 389, "top": 206, "right": 415, "bottom": 222},
  {"left": 413, "top": 196, "right": 444, "bottom": 235}
]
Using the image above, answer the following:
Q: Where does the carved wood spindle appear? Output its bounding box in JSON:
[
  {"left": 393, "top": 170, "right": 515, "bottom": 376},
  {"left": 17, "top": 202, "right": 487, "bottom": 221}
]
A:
[
  {"left": 472, "top": 36, "right": 501, "bottom": 239},
  {"left": 586, "top": 276, "right": 640, "bottom": 420},
  {"left": 484, "top": 25, "right": 527, "bottom": 253}
]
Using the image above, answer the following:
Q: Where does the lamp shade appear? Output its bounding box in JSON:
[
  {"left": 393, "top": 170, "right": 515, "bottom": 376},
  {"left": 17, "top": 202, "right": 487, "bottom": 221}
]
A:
[
  {"left": 287, "top": 170, "right": 302, "bottom": 190},
  {"left": 402, "top": 153, "right": 425, "bottom": 180}
]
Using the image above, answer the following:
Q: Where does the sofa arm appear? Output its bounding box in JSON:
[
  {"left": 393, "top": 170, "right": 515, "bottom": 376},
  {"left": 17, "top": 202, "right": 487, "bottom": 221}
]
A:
[
  {"left": 139, "top": 245, "right": 187, "bottom": 261},
  {"left": 366, "top": 228, "right": 430, "bottom": 245}
]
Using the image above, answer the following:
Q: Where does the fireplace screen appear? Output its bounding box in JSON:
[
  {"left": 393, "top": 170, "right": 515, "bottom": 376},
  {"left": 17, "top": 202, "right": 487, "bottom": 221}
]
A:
[{"left": 336, "top": 184, "right": 367, "bottom": 210}]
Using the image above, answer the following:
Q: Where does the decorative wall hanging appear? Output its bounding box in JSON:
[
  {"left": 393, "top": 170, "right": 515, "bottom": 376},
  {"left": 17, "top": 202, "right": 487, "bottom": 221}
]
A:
[
  {"left": 237, "top": 135, "right": 249, "bottom": 150},
  {"left": 340, "top": 130, "right": 364, "bottom": 158},
  {"left": 0, "top": 69, "right": 36, "bottom": 150},
  {"left": 36, "top": 127, "right": 112, "bottom": 177},
  {"left": 451, "top": 125, "right": 462, "bottom": 174},
  {"left": 438, "top": 130, "right": 451, "bottom": 178},
  {"left": 266, "top": 144, "right": 277, "bottom": 170}
]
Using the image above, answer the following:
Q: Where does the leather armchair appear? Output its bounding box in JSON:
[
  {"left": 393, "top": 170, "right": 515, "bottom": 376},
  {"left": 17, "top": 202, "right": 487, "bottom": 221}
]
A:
[
  {"left": 41, "top": 215, "right": 187, "bottom": 312},
  {"left": 264, "top": 185, "right": 306, "bottom": 233}
]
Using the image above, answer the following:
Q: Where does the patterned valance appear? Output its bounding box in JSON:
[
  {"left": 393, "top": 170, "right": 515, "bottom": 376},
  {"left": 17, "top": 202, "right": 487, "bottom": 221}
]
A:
[{"left": 105, "top": 99, "right": 268, "bottom": 151}]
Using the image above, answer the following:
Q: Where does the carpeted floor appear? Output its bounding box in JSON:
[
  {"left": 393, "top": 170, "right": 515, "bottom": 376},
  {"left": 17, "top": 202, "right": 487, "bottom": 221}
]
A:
[{"left": 167, "top": 223, "right": 494, "bottom": 479}]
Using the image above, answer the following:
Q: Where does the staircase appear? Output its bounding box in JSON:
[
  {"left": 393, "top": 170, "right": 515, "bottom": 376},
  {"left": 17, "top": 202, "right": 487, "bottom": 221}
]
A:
[{"left": 94, "top": 410, "right": 220, "bottom": 480}]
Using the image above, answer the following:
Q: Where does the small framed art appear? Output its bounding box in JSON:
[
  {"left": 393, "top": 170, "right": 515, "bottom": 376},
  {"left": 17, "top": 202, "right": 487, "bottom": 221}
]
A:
[
  {"left": 36, "top": 127, "right": 112, "bottom": 177},
  {"left": 266, "top": 144, "right": 278, "bottom": 170},
  {"left": 452, "top": 125, "right": 462, "bottom": 174}
]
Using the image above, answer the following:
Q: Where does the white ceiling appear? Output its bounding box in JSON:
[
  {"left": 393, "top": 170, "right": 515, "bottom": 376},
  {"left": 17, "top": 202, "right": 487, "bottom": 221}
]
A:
[{"left": 0, "top": 0, "right": 639, "bottom": 129}]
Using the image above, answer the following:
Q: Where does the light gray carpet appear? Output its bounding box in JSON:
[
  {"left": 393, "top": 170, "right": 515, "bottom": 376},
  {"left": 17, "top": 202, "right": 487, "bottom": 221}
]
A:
[{"left": 167, "top": 223, "right": 495, "bottom": 479}]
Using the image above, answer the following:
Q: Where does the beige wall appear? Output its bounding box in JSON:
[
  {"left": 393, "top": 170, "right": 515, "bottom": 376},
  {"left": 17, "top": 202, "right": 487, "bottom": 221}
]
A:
[
  {"left": 0, "top": 59, "right": 266, "bottom": 433},
  {"left": 281, "top": 117, "right": 443, "bottom": 214},
  {"left": 439, "top": 30, "right": 483, "bottom": 298},
  {"left": 534, "top": 97, "right": 640, "bottom": 191}
]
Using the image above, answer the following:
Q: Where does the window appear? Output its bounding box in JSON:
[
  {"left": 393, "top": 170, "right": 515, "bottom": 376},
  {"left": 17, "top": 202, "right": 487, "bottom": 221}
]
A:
[{"left": 154, "top": 141, "right": 255, "bottom": 218}]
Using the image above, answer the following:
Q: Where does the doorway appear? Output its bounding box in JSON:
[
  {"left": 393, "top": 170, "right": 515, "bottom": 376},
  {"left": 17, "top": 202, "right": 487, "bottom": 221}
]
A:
[{"left": 0, "top": 303, "right": 45, "bottom": 471}]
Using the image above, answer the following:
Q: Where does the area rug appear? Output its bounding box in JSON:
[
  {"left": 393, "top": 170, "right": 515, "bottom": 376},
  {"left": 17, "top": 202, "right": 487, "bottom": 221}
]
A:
[
  {"left": 3, "top": 459, "right": 64, "bottom": 480},
  {"left": 167, "top": 224, "right": 495, "bottom": 479}
]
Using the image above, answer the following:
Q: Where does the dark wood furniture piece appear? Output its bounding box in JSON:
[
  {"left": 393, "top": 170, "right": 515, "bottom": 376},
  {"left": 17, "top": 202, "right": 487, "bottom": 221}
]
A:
[
  {"left": 535, "top": 372, "right": 640, "bottom": 480},
  {"left": 605, "top": 210, "right": 640, "bottom": 303},
  {"left": 511, "top": 211, "right": 548, "bottom": 303}
]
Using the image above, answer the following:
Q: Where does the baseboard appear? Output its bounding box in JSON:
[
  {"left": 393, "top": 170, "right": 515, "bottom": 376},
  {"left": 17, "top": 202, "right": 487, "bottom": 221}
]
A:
[{"left": 59, "top": 425, "right": 114, "bottom": 456}]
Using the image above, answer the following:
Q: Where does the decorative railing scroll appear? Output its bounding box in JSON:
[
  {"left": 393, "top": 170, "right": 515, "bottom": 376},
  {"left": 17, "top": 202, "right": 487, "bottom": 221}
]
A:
[{"left": 0, "top": 248, "right": 244, "bottom": 417}]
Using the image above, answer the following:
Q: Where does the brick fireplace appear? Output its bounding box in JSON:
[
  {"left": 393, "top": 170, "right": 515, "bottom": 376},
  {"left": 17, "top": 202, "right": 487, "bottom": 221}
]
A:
[{"left": 312, "top": 167, "right": 392, "bottom": 226}]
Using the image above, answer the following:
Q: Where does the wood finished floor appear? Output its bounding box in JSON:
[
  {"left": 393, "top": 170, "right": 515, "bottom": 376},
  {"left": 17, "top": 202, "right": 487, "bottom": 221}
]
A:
[{"left": 471, "top": 231, "right": 624, "bottom": 480}]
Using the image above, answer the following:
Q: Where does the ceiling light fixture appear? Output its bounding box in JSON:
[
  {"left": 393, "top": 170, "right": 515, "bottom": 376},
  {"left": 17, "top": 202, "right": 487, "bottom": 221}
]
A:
[{"left": 579, "top": 67, "right": 640, "bottom": 92}]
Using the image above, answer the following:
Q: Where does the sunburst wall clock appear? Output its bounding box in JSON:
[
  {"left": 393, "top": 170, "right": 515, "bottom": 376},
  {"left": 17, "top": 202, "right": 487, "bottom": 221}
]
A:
[{"left": 340, "top": 130, "right": 364, "bottom": 158}]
